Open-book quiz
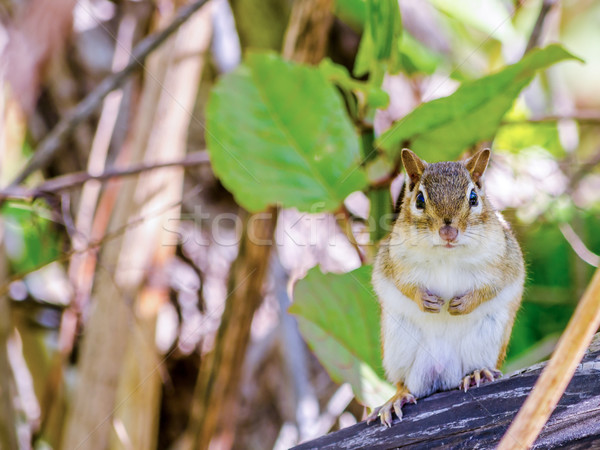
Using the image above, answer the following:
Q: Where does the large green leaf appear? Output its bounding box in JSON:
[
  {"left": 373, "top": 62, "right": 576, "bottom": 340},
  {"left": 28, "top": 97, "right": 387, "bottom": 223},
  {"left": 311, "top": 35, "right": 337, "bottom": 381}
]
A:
[
  {"left": 376, "top": 45, "right": 582, "bottom": 162},
  {"left": 206, "top": 52, "right": 367, "bottom": 212},
  {"left": 290, "top": 266, "right": 393, "bottom": 407}
]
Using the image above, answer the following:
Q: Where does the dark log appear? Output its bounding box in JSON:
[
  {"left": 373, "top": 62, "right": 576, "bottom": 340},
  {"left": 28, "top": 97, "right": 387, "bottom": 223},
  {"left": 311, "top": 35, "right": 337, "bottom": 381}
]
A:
[{"left": 293, "top": 333, "right": 600, "bottom": 449}]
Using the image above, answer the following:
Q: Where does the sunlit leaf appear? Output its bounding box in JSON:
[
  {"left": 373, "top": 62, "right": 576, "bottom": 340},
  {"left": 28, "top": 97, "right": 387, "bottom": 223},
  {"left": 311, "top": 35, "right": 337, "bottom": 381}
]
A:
[
  {"left": 494, "top": 121, "right": 565, "bottom": 157},
  {"left": 206, "top": 52, "right": 368, "bottom": 212},
  {"left": 290, "top": 266, "right": 393, "bottom": 407},
  {"left": 376, "top": 44, "right": 582, "bottom": 162}
]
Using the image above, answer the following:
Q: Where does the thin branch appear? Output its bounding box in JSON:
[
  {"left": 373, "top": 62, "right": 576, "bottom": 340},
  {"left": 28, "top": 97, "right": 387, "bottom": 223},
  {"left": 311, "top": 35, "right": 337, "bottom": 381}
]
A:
[
  {"left": 0, "top": 151, "right": 209, "bottom": 200},
  {"left": 0, "top": 184, "right": 203, "bottom": 298},
  {"left": 559, "top": 222, "right": 599, "bottom": 267},
  {"left": 8, "top": 0, "right": 210, "bottom": 186},
  {"left": 525, "top": 0, "right": 557, "bottom": 54}
]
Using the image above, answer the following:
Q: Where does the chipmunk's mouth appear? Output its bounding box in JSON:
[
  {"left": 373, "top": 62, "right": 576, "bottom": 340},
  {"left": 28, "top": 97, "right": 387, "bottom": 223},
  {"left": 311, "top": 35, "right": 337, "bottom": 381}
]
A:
[{"left": 434, "top": 242, "right": 459, "bottom": 249}]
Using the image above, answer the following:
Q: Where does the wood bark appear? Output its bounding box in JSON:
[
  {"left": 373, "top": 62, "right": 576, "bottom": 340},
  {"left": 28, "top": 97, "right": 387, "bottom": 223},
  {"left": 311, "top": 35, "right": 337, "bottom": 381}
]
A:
[{"left": 293, "top": 333, "right": 600, "bottom": 449}]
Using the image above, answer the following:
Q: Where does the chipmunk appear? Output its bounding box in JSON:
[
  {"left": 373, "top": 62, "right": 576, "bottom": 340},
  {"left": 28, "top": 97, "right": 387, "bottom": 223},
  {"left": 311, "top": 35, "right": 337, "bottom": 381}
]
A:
[{"left": 367, "top": 148, "right": 525, "bottom": 427}]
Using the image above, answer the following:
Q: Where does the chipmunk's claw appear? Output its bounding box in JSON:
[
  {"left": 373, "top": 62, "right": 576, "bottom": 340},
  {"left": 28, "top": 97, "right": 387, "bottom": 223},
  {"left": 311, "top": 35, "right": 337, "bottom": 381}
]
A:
[
  {"left": 460, "top": 368, "right": 502, "bottom": 392},
  {"left": 366, "top": 391, "right": 416, "bottom": 427}
]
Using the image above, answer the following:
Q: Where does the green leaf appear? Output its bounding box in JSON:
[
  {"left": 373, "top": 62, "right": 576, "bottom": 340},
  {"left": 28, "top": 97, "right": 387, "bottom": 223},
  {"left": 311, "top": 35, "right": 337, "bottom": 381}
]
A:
[
  {"left": 334, "top": 0, "right": 367, "bottom": 31},
  {"left": 290, "top": 266, "right": 393, "bottom": 407},
  {"left": 2, "top": 201, "right": 61, "bottom": 273},
  {"left": 354, "top": 0, "right": 403, "bottom": 78},
  {"left": 376, "top": 44, "right": 582, "bottom": 162},
  {"left": 396, "top": 32, "right": 441, "bottom": 75},
  {"left": 206, "top": 52, "right": 368, "bottom": 212},
  {"left": 494, "top": 122, "right": 565, "bottom": 157},
  {"left": 319, "top": 58, "right": 390, "bottom": 109}
]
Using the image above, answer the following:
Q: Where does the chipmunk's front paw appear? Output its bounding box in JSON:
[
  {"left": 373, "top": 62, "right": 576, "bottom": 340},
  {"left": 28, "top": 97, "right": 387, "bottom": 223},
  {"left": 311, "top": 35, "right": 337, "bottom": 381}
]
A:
[
  {"left": 419, "top": 289, "right": 445, "bottom": 313},
  {"left": 448, "top": 292, "right": 474, "bottom": 315},
  {"left": 459, "top": 368, "right": 502, "bottom": 392},
  {"left": 366, "top": 389, "right": 416, "bottom": 427}
]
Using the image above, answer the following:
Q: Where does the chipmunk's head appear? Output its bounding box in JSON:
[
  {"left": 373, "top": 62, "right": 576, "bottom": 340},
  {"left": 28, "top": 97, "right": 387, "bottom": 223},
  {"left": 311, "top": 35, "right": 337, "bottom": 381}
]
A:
[{"left": 392, "top": 148, "right": 494, "bottom": 251}]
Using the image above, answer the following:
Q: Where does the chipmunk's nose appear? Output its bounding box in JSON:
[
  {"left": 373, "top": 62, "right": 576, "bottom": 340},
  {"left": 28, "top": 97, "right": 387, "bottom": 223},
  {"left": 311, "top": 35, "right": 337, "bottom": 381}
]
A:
[{"left": 439, "top": 225, "right": 458, "bottom": 242}]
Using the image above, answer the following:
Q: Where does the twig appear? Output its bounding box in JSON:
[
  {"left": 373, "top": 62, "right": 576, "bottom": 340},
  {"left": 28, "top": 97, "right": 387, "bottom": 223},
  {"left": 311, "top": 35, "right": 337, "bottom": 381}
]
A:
[
  {"left": 497, "top": 267, "right": 600, "bottom": 449},
  {"left": 524, "top": 0, "right": 557, "bottom": 54},
  {"left": 0, "top": 151, "right": 209, "bottom": 200},
  {"left": 559, "top": 223, "right": 599, "bottom": 267},
  {"left": 8, "top": 0, "right": 210, "bottom": 186}
]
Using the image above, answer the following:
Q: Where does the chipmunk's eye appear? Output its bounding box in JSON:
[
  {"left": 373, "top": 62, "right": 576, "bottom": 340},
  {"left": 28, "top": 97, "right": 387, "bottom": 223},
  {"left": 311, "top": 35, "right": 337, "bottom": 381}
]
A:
[
  {"left": 469, "top": 189, "right": 478, "bottom": 207},
  {"left": 416, "top": 192, "right": 425, "bottom": 209}
]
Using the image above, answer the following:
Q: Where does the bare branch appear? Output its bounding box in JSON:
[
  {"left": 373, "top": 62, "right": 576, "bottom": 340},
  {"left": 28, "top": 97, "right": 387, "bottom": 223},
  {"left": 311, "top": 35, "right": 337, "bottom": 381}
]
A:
[
  {"left": 0, "top": 151, "right": 209, "bottom": 200},
  {"left": 559, "top": 222, "right": 600, "bottom": 267},
  {"left": 524, "top": 0, "right": 557, "bottom": 54},
  {"left": 8, "top": 0, "right": 210, "bottom": 186}
]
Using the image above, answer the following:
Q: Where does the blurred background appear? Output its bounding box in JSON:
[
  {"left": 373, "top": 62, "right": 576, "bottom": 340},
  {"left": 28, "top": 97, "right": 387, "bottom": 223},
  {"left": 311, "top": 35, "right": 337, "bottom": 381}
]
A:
[{"left": 0, "top": 0, "right": 599, "bottom": 448}]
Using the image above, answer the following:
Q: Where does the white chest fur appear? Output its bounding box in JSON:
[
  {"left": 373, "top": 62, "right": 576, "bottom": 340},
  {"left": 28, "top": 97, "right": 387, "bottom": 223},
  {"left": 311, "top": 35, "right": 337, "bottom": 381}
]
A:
[{"left": 374, "top": 269, "right": 521, "bottom": 398}]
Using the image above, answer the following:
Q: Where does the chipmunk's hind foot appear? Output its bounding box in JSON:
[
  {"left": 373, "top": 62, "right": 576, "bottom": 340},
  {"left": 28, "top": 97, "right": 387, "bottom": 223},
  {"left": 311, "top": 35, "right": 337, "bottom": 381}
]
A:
[
  {"left": 460, "top": 368, "right": 502, "bottom": 392},
  {"left": 366, "top": 387, "right": 416, "bottom": 428}
]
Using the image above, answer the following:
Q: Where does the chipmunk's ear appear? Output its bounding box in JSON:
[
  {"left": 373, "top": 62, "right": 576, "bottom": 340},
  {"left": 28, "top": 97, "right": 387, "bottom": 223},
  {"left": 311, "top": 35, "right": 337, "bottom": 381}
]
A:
[
  {"left": 465, "top": 149, "right": 490, "bottom": 187},
  {"left": 401, "top": 148, "right": 427, "bottom": 190}
]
